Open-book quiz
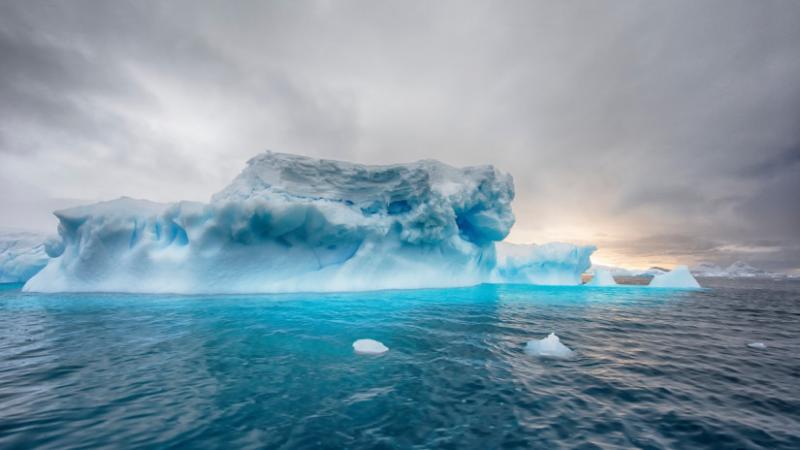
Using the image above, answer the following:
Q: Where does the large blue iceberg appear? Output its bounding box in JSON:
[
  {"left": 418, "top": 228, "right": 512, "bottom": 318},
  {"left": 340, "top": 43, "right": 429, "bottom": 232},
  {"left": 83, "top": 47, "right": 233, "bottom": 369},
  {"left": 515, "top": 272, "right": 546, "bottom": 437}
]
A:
[
  {"left": 22, "top": 152, "right": 596, "bottom": 293},
  {"left": 25, "top": 152, "right": 518, "bottom": 293}
]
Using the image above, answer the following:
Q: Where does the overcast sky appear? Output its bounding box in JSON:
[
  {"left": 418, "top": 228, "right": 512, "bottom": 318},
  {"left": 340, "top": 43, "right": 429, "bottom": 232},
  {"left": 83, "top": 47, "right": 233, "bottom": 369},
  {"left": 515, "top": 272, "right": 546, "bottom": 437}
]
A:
[{"left": 1, "top": 0, "right": 799, "bottom": 272}]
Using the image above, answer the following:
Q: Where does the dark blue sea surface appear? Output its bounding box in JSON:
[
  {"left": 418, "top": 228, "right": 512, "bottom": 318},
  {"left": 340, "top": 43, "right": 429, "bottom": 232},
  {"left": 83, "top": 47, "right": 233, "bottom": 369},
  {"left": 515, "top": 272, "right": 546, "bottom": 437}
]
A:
[{"left": 1, "top": 280, "right": 798, "bottom": 449}]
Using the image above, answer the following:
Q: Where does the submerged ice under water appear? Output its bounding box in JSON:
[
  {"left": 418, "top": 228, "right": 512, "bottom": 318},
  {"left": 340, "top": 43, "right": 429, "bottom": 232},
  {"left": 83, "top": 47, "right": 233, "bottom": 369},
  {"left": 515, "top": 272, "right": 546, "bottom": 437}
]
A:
[{"left": 1, "top": 279, "right": 798, "bottom": 449}]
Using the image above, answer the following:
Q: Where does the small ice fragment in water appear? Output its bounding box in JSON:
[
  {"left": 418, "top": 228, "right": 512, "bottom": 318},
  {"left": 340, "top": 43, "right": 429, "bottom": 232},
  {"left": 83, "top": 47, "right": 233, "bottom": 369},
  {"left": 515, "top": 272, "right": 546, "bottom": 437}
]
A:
[
  {"left": 525, "top": 333, "right": 575, "bottom": 358},
  {"left": 353, "top": 339, "right": 389, "bottom": 355},
  {"left": 747, "top": 342, "right": 767, "bottom": 349}
]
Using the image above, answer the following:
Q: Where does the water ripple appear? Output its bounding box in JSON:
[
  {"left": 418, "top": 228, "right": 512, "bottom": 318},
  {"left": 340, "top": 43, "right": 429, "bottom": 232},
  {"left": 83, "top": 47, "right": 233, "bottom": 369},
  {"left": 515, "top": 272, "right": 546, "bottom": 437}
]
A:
[{"left": 0, "top": 280, "right": 798, "bottom": 448}]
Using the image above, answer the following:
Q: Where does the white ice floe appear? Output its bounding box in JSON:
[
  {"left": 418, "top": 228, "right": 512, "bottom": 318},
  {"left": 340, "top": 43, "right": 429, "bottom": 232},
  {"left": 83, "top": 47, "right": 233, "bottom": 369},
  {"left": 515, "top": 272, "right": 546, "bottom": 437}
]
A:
[
  {"left": 353, "top": 339, "right": 389, "bottom": 355},
  {"left": 648, "top": 265, "right": 701, "bottom": 288},
  {"left": 585, "top": 268, "right": 617, "bottom": 286},
  {"left": 524, "top": 333, "right": 575, "bottom": 359},
  {"left": 747, "top": 342, "right": 767, "bottom": 350}
]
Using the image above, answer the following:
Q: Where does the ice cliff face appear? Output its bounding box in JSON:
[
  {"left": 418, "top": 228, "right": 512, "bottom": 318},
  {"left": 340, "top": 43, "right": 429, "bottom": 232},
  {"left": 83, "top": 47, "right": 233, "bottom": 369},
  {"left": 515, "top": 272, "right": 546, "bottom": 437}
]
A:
[
  {"left": 0, "top": 230, "right": 50, "bottom": 283},
  {"left": 493, "top": 242, "right": 595, "bottom": 286},
  {"left": 25, "top": 152, "right": 517, "bottom": 293}
]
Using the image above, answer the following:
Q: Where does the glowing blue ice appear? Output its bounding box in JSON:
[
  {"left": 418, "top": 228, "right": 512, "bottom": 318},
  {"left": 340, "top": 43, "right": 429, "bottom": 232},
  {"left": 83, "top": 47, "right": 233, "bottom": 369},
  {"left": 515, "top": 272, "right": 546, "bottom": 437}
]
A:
[
  {"left": 23, "top": 152, "right": 605, "bottom": 293},
  {"left": 25, "top": 152, "right": 516, "bottom": 293},
  {"left": 0, "top": 230, "right": 50, "bottom": 283}
]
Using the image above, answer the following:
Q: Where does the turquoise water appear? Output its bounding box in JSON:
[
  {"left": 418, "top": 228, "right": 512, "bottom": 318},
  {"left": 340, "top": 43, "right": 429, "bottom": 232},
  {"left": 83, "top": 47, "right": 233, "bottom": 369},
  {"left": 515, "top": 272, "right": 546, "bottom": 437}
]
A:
[{"left": 1, "top": 281, "right": 798, "bottom": 449}]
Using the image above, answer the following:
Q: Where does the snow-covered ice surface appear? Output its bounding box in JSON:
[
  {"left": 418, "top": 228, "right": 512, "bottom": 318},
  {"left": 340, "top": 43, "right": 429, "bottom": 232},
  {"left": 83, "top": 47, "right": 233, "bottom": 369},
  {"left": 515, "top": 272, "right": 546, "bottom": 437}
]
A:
[
  {"left": 353, "top": 339, "right": 389, "bottom": 355},
  {"left": 524, "top": 333, "right": 575, "bottom": 359},
  {"left": 586, "top": 268, "right": 617, "bottom": 286},
  {"left": 649, "top": 265, "right": 701, "bottom": 288},
  {"left": 0, "top": 230, "right": 50, "bottom": 283},
  {"left": 492, "top": 242, "right": 595, "bottom": 286},
  {"left": 25, "top": 152, "right": 521, "bottom": 293}
]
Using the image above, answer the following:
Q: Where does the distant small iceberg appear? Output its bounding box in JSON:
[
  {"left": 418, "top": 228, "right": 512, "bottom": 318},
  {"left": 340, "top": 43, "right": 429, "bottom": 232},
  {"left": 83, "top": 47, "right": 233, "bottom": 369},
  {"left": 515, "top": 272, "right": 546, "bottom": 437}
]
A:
[
  {"left": 353, "top": 339, "right": 389, "bottom": 355},
  {"left": 649, "top": 265, "right": 701, "bottom": 288},
  {"left": 524, "top": 333, "right": 575, "bottom": 358},
  {"left": 747, "top": 342, "right": 767, "bottom": 350},
  {"left": 586, "top": 268, "right": 617, "bottom": 286}
]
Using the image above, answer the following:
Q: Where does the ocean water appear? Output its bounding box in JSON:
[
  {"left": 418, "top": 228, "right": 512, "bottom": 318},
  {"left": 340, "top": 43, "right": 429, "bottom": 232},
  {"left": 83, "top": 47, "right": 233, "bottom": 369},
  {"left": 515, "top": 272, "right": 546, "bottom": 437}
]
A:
[{"left": 1, "top": 280, "right": 798, "bottom": 449}]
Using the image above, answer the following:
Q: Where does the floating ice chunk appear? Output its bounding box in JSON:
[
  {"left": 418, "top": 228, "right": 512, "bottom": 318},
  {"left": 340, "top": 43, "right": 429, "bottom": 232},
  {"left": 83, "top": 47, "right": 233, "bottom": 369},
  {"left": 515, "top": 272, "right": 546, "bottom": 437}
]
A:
[
  {"left": 648, "top": 265, "right": 701, "bottom": 288},
  {"left": 524, "top": 333, "right": 575, "bottom": 358},
  {"left": 493, "top": 242, "right": 596, "bottom": 285},
  {"left": 747, "top": 342, "right": 767, "bottom": 350},
  {"left": 353, "top": 339, "right": 389, "bottom": 355},
  {"left": 586, "top": 268, "right": 617, "bottom": 286}
]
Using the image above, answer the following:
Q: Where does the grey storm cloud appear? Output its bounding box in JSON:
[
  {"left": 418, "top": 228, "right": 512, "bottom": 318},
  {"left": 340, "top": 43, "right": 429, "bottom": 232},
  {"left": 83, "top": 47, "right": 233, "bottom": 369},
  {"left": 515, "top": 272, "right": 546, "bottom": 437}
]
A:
[{"left": 1, "top": 0, "right": 799, "bottom": 272}]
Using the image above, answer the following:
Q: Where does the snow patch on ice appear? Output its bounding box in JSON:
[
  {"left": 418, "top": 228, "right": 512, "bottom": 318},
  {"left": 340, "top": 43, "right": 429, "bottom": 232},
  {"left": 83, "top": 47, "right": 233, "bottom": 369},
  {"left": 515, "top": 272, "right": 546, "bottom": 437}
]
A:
[
  {"left": 353, "top": 339, "right": 389, "bottom": 355},
  {"left": 648, "top": 265, "right": 701, "bottom": 288},
  {"left": 524, "top": 333, "right": 575, "bottom": 358}
]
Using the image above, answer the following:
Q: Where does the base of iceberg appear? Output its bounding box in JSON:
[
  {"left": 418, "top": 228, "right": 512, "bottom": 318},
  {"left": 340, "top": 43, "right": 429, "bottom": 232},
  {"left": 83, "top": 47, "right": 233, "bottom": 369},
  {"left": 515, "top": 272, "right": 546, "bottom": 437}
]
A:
[
  {"left": 649, "top": 265, "right": 701, "bottom": 288},
  {"left": 586, "top": 268, "right": 617, "bottom": 286},
  {"left": 353, "top": 339, "right": 389, "bottom": 355},
  {"left": 524, "top": 333, "right": 575, "bottom": 358}
]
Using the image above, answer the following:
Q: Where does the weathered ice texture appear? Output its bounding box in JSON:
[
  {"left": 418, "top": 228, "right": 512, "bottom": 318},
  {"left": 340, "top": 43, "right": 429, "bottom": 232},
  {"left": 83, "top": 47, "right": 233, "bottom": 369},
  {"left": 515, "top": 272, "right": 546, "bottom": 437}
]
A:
[{"left": 25, "top": 152, "right": 516, "bottom": 293}]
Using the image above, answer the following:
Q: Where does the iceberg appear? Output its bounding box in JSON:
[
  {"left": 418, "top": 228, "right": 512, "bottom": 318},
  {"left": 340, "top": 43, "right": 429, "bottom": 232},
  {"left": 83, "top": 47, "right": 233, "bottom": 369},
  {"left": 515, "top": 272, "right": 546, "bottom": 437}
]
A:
[
  {"left": 492, "top": 242, "right": 595, "bottom": 285},
  {"left": 589, "top": 264, "right": 635, "bottom": 277},
  {"left": 648, "top": 265, "right": 701, "bottom": 288},
  {"left": 586, "top": 268, "right": 617, "bottom": 286},
  {"left": 0, "top": 230, "right": 50, "bottom": 283},
  {"left": 524, "top": 333, "right": 575, "bottom": 358},
  {"left": 353, "top": 339, "right": 389, "bottom": 355},
  {"left": 25, "top": 152, "right": 517, "bottom": 293}
]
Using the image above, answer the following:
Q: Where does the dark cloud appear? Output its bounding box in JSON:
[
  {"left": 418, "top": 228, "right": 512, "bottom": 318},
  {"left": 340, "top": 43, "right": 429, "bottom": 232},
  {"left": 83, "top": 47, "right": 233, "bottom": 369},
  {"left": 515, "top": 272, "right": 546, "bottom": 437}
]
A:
[{"left": 1, "top": 0, "right": 799, "bottom": 272}]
